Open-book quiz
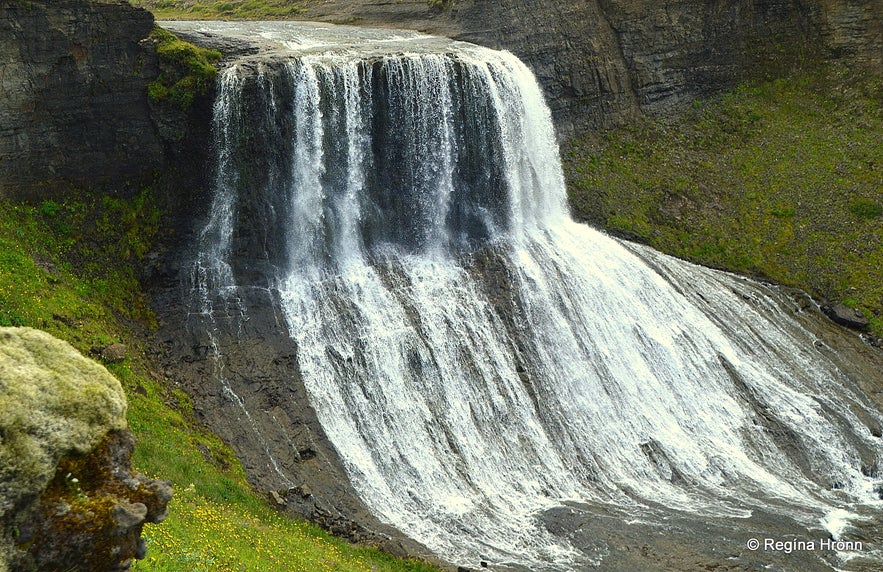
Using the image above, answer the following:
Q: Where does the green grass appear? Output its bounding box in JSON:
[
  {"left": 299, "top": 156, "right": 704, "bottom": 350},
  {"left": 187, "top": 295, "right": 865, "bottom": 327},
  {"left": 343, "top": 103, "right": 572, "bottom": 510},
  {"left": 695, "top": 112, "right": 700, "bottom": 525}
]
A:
[
  {"left": 0, "top": 197, "right": 440, "bottom": 572},
  {"left": 148, "top": 26, "right": 222, "bottom": 111},
  {"left": 564, "top": 61, "right": 883, "bottom": 336},
  {"left": 135, "top": 485, "right": 439, "bottom": 572},
  {"left": 131, "top": 0, "right": 308, "bottom": 20}
]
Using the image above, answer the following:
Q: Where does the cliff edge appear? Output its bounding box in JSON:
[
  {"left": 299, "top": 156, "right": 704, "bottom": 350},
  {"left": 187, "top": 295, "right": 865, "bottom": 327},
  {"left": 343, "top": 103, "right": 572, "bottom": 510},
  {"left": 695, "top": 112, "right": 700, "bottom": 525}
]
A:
[
  {"left": 303, "top": 0, "right": 882, "bottom": 135},
  {"left": 0, "top": 0, "right": 162, "bottom": 200}
]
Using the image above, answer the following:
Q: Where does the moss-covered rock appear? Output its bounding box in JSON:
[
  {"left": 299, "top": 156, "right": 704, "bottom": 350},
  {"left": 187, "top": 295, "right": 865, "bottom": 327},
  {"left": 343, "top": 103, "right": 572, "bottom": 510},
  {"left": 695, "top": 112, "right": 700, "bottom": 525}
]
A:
[
  {"left": 146, "top": 26, "right": 221, "bottom": 112},
  {"left": 0, "top": 327, "right": 127, "bottom": 511},
  {"left": 0, "top": 327, "right": 131, "bottom": 570}
]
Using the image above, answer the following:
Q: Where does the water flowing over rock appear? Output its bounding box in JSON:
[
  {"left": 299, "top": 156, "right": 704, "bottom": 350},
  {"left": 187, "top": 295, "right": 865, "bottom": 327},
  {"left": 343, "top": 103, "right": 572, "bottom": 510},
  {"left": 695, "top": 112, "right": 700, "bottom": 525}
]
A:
[
  {"left": 302, "top": 0, "right": 883, "bottom": 135},
  {"left": 161, "top": 22, "right": 883, "bottom": 571}
]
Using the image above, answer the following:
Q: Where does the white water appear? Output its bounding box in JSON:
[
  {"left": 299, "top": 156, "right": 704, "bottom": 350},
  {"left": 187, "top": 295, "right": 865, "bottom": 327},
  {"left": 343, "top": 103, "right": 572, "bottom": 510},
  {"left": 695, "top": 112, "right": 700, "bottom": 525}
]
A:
[{"left": 179, "top": 22, "right": 883, "bottom": 570}]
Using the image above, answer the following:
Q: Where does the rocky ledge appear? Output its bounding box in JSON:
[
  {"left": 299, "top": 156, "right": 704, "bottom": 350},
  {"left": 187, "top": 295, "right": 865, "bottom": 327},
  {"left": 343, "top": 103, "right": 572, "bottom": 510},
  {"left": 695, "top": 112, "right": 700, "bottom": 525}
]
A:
[{"left": 303, "top": 0, "right": 882, "bottom": 136}]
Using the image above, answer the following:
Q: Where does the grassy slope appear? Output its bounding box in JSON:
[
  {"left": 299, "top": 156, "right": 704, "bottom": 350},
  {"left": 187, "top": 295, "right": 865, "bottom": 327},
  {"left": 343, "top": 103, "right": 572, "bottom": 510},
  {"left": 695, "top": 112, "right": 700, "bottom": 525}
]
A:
[
  {"left": 129, "top": 0, "right": 309, "bottom": 19},
  {"left": 0, "top": 197, "right": 439, "bottom": 572},
  {"left": 565, "top": 61, "right": 883, "bottom": 336}
]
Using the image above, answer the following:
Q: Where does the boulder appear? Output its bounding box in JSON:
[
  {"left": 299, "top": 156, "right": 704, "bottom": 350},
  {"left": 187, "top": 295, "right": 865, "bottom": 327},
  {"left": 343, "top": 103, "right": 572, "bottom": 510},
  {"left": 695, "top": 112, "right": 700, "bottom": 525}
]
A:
[
  {"left": 821, "top": 303, "right": 870, "bottom": 330},
  {"left": 0, "top": 327, "right": 171, "bottom": 571}
]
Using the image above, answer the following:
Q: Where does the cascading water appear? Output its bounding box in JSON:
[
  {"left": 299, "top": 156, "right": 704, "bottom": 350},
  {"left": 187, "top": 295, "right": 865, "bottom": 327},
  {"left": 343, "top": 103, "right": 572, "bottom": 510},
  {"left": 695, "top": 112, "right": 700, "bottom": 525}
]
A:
[{"left": 173, "top": 21, "right": 883, "bottom": 571}]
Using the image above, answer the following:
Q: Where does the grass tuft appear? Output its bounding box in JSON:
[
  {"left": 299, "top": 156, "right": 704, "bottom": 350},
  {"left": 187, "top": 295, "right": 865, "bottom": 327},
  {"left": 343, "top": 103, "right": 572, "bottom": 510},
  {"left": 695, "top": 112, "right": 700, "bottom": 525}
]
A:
[{"left": 148, "top": 26, "right": 222, "bottom": 111}]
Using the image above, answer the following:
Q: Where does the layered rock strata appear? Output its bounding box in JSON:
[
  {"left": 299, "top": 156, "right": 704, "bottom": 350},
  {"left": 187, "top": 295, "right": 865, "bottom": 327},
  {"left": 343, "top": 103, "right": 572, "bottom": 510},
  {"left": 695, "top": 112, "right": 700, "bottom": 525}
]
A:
[
  {"left": 304, "top": 0, "right": 882, "bottom": 135},
  {"left": 0, "top": 0, "right": 160, "bottom": 200}
]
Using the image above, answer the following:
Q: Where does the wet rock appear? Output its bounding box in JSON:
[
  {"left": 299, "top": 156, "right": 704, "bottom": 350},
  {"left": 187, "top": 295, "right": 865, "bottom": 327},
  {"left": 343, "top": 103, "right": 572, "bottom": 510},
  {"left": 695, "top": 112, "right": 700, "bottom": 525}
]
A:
[{"left": 821, "top": 302, "right": 870, "bottom": 330}]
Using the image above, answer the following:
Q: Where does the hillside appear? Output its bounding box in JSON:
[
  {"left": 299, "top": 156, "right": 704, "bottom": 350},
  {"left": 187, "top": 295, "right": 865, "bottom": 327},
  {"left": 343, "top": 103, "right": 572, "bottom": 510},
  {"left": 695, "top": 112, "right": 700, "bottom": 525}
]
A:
[
  {"left": 564, "top": 60, "right": 882, "bottom": 339},
  {"left": 0, "top": 196, "right": 442, "bottom": 571}
]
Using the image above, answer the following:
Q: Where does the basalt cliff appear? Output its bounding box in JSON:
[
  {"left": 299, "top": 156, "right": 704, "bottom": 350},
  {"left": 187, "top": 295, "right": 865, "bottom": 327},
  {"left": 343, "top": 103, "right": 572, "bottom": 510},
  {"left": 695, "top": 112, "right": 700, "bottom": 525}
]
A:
[
  {"left": 0, "top": 0, "right": 212, "bottom": 207},
  {"left": 305, "top": 0, "right": 882, "bottom": 135},
  {"left": 2, "top": 0, "right": 880, "bottom": 202}
]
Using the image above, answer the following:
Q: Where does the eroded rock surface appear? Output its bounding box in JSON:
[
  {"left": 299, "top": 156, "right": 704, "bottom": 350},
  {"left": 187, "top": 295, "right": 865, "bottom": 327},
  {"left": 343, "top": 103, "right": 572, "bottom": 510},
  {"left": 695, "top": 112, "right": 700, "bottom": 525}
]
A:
[{"left": 0, "top": 0, "right": 160, "bottom": 199}]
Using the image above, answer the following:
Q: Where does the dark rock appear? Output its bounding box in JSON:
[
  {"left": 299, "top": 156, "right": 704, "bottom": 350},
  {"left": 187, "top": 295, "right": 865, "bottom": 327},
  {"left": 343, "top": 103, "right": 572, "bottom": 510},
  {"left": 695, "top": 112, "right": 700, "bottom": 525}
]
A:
[
  {"left": 301, "top": 0, "right": 882, "bottom": 136},
  {"left": 297, "top": 447, "right": 317, "bottom": 461},
  {"left": 0, "top": 0, "right": 161, "bottom": 200},
  {"left": 150, "top": 282, "right": 439, "bottom": 563},
  {"left": 12, "top": 430, "right": 173, "bottom": 572},
  {"left": 458, "top": 567, "right": 474, "bottom": 572},
  {"left": 101, "top": 342, "right": 128, "bottom": 363},
  {"left": 112, "top": 502, "right": 148, "bottom": 530},
  {"left": 0, "top": 0, "right": 217, "bottom": 263},
  {"left": 821, "top": 302, "right": 870, "bottom": 330},
  {"left": 290, "top": 484, "right": 313, "bottom": 499},
  {"left": 52, "top": 313, "right": 77, "bottom": 327}
]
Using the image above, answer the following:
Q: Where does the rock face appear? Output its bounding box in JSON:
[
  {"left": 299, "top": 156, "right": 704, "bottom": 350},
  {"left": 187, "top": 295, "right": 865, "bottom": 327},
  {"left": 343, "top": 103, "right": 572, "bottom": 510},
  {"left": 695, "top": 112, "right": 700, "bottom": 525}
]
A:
[
  {"left": 0, "top": 0, "right": 879, "bottom": 200},
  {"left": 304, "top": 0, "right": 883, "bottom": 135},
  {"left": 149, "top": 284, "right": 430, "bottom": 560},
  {"left": 0, "top": 0, "right": 162, "bottom": 200},
  {"left": 821, "top": 302, "right": 871, "bottom": 330},
  {"left": 0, "top": 327, "right": 171, "bottom": 572}
]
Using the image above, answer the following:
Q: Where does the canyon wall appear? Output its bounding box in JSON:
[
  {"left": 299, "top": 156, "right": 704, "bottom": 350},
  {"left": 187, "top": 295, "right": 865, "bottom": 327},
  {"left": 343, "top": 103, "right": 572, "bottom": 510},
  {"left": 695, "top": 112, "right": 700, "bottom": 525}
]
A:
[
  {"left": 1, "top": 0, "right": 879, "bottom": 199},
  {"left": 305, "top": 0, "right": 882, "bottom": 135},
  {"left": 0, "top": 0, "right": 161, "bottom": 200}
]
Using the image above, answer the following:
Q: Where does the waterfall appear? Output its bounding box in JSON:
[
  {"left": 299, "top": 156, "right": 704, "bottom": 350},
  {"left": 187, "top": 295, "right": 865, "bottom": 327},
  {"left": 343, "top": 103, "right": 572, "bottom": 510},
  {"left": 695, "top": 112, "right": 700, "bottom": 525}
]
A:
[{"left": 177, "top": 21, "right": 883, "bottom": 571}]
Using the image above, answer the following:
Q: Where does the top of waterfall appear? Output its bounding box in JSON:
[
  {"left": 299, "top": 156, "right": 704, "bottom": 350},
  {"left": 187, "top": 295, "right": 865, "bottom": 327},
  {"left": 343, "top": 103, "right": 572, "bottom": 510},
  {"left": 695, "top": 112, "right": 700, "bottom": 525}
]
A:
[{"left": 160, "top": 20, "right": 463, "bottom": 59}]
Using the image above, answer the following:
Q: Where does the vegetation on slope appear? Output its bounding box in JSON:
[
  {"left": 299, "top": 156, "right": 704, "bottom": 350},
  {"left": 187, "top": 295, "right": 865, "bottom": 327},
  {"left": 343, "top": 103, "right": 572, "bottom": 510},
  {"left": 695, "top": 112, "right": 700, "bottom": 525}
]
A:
[
  {"left": 0, "top": 196, "right": 440, "bottom": 572},
  {"left": 130, "top": 0, "right": 308, "bottom": 20},
  {"left": 148, "top": 26, "right": 222, "bottom": 111},
  {"left": 565, "top": 61, "right": 883, "bottom": 337}
]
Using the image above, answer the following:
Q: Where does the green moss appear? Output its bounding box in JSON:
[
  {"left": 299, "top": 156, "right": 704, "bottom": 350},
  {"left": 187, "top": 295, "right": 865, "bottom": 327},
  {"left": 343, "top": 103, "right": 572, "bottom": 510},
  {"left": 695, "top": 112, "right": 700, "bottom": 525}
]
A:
[
  {"left": 148, "top": 27, "right": 221, "bottom": 111},
  {"left": 0, "top": 193, "right": 442, "bottom": 571},
  {"left": 849, "top": 197, "right": 883, "bottom": 220},
  {"left": 565, "top": 61, "right": 883, "bottom": 336},
  {"left": 0, "top": 327, "right": 126, "bottom": 528}
]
